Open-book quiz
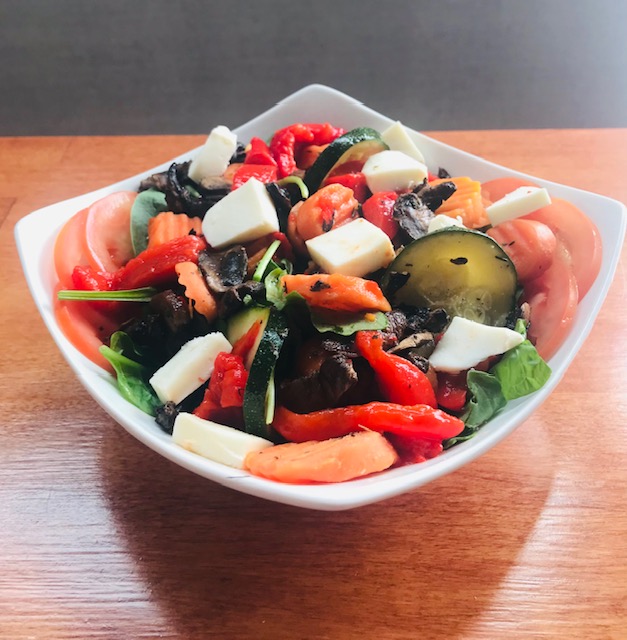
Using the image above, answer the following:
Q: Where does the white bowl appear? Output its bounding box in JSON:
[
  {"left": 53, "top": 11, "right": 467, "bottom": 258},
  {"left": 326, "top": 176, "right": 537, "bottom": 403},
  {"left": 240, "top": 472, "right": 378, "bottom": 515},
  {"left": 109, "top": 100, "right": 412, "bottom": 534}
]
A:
[{"left": 14, "top": 84, "right": 626, "bottom": 510}]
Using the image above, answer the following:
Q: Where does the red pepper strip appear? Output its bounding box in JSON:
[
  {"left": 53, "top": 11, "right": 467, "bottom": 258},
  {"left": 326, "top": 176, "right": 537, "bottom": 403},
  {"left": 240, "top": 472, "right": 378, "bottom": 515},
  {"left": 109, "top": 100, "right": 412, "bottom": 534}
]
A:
[
  {"left": 113, "top": 234, "right": 207, "bottom": 290},
  {"left": 231, "top": 164, "right": 278, "bottom": 190},
  {"left": 231, "top": 321, "right": 263, "bottom": 362},
  {"left": 269, "top": 123, "right": 345, "bottom": 178},
  {"left": 355, "top": 331, "right": 437, "bottom": 408},
  {"left": 436, "top": 372, "right": 468, "bottom": 412},
  {"left": 70, "top": 265, "right": 124, "bottom": 316},
  {"left": 386, "top": 433, "right": 443, "bottom": 464},
  {"left": 324, "top": 172, "right": 370, "bottom": 203},
  {"left": 362, "top": 191, "right": 400, "bottom": 239},
  {"left": 272, "top": 402, "right": 464, "bottom": 443},
  {"left": 194, "top": 352, "right": 248, "bottom": 424},
  {"left": 244, "top": 137, "right": 277, "bottom": 166}
]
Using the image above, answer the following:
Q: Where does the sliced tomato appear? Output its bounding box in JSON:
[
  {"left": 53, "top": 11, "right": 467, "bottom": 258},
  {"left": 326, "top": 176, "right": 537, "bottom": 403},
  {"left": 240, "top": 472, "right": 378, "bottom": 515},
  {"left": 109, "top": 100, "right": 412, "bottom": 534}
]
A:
[
  {"left": 524, "top": 198, "right": 602, "bottom": 300},
  {"left": 54, "top": 294, "right": 118, "bottom": 372},
  {"left": 54, "top": 208, "right": 90, "bottom": 289},
  {"left": 521, "top": 240, "right": 578, "bottom": 360},
  {"left": 481, "top": 177, "right": 539, "bottom": 202},
  {"left": 487, "top": 219, "right": 557, "bottom": 283},
  {"left": 84, "top": 191, "right": 137, "bottom": 273}
]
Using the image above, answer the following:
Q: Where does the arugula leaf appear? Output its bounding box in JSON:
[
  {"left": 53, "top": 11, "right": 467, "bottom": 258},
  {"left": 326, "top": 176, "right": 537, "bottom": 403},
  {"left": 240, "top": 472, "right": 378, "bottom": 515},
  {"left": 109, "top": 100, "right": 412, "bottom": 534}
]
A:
[
  {"left": 130, "top": 189, "right": 169, "bottom": 255},
  {"left": 100, "top": 332, "right": 161, "bottom": 416},
  {"left": 310, "top": 310, "right": 388, "bottom": 336}
]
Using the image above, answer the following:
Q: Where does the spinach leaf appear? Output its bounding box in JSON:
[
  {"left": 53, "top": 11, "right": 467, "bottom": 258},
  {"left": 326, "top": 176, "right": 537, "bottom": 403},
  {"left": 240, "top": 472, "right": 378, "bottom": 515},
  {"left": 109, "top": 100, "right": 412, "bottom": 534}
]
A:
[
  {"left": 130, "top": 189, "right": 169, "bottom": 255},
  {"left": 310, "top": 310, "right": 388, "bottom": 336},
  {"left": 492, "top": 339, "right": 551, "bottom": 400},
  {"left": 100, "top": 332, "right": 161, "bottom": 416},
  {"left": 444, "top": 370, "right": 506, "bottom": 448}
]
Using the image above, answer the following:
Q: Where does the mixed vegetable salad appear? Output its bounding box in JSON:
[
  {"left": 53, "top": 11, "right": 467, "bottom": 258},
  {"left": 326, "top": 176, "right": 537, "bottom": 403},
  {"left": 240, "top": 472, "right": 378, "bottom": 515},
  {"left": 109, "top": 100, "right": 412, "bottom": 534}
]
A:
[{"left": 53, "top": 121, "right": 602, "bottom": 484}]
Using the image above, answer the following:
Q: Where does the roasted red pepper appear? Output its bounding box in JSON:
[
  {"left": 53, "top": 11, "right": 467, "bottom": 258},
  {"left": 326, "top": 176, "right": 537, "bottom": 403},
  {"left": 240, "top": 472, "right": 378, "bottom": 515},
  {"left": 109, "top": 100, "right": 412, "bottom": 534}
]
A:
[
  {"left": 231, "top": 321, "right": 263, "bottom": 362},
  {"left": 194, "top": 352, "right": 248, "bottom": 425},
  {"left": 436, "top": 372, "right": 468, "bottom": 412},
  {"left": 113, "top": 234, "right": 207, "bottom": 290},
  {"left": 324, "top": 172, "right": 370, "bottom": 203},
  {"left": 272, "top": 402, "right": 464, "bottom": 443},
  {"left": 70, "top": 265, "right": 122, "bottom": 315},
  {"left": 244, "top": 137, "right": 277, "bottom": 166},
  {"left": 269, "top": 122, "right": 345, "bottom": 178},
  {"left": 231, "top": 164, "right": 278, "bottom": 190},
  {"left": 355, "top": 331, "right": 437, "bottom": 407},
  {"left": 362, "top": 191, "right": 400, "bottom": 239}
]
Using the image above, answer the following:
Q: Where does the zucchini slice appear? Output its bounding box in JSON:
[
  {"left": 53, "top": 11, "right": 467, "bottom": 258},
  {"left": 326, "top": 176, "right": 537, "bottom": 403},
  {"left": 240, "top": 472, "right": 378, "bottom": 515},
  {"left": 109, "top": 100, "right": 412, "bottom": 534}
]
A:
[
  {"left": 303, "top": 127, "right": 388, "bottom": 193},
  {"left": 226, "top": 305, "right": 271, "bottom": 370},
  {"left": 381, "top": 228, "right": 518, "bottom": 327},
  {"left": 243, "top": 307, "right": 289, "bottom": 439}
]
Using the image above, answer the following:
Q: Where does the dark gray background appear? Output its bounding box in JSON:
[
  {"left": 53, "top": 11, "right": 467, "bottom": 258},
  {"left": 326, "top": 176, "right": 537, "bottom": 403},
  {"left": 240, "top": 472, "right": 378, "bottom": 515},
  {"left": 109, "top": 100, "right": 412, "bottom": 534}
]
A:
[{"left": 2, "top": 0, "right": 626, "bottom": 136}]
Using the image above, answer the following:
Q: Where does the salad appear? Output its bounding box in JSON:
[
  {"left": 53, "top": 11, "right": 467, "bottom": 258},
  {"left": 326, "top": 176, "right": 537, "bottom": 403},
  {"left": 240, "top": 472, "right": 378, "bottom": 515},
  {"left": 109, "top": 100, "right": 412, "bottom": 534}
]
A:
[{"left": 52, "top": 121, "right": 602, "bottom": 484}]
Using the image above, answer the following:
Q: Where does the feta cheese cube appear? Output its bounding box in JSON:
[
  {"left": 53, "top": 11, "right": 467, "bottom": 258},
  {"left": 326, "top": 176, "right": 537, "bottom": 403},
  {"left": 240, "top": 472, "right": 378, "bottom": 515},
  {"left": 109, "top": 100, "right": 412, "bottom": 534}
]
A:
[
  {"left": 149, "top": 332, "right": 232, "bottom": 405},
  {"left": 188, "top": 125, "right": 238, "bottom": 183},
  {"left": 173, "top": 412, "right": 273, "bottom": 469},
  {"left": 486, "top": 186, "right": 552, "bottom": 227},
  {"left": 381, "top": 121, "right": 425, "bottom": 163},
  {"left": 202, "top": 177, "right": 280, "bottom": 248},
  {"left": 429, "top": 316, "right": 525, "bottom": 373},
  {"left": 362, "top": 150, "right": 428, "bottom": 193},
  {"left": 305, "top": 218, "right": 395, "bottom": 277}
]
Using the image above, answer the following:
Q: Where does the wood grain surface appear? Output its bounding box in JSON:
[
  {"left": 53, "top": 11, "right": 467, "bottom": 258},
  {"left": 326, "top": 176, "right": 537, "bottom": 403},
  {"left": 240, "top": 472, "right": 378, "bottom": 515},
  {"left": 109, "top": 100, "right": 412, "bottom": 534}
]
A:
[{"left": 1, "top": 131, "right": 626, "bottom": 640}]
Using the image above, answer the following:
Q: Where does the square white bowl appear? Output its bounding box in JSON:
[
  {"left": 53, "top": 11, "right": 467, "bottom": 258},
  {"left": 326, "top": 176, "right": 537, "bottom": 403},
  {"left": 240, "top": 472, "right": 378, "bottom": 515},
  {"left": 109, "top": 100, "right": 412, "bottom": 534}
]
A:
[{"left": 14, "top": 84, "right": 626, "bottom": 510}]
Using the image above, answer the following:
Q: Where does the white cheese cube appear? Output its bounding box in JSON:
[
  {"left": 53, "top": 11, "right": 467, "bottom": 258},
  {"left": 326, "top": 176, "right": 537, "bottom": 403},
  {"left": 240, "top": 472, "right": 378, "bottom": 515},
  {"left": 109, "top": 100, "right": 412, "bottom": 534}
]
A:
[
  {"left": 188, "top": 125, "right": 238, "bottom": 183},
  {"left": 486, "top": 186, "right": 552, "bottom": 227},
  {"left": 305, "top": 218, "right": 395, "bottom": 277},
  {"left": 381, "top": 121, "right": 425, "bottom": 163},
  {"left": 427, "top": 214, "right": 466, "bottom": 233},
  {"left": 173, "top": 412, "right": 273, "bottom": 469},
  {"left": 362, "top": 150, "right": 428, "bottom": 194},
  {"left": 429, "top": 316, "right": 525, "bottom": 373},
  {"left": 149, "top": 332, "right": 232, "bottom": 405},
  {"left": 201, "top": 177, "right": 280, "bottom": 248}
]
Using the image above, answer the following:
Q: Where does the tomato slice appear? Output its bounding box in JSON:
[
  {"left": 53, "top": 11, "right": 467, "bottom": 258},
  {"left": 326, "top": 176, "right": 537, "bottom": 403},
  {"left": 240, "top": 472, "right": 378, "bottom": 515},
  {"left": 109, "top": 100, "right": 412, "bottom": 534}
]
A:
[
  {"left": 521, "top": 240, "right": 578, "bottom": 360},
  {"left": 54, "top": 294, "right": 117, "bottom": 372},
  {"left": 54, "top": 208, "right": 90, "bottom": 289},
  {"left": 487, "top": 219, "right": 557, "bottom": 283},
  {"left": 481, "top": 177, "right": 539, "bottom": 203},
  {"left": 84, "top": 191, "right": 137, "bottom": 273},
  {"left": 524, "top": 198, "right": 602, "bottom": 300}
]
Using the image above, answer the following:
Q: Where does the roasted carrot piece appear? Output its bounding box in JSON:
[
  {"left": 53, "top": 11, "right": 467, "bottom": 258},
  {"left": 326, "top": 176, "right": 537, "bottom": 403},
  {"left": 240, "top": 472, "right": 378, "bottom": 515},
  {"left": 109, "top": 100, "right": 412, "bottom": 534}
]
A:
[
  {"left": 244, "top": 430, "right": 398, "bottom": 484},
  {"left": 147, "top": 211, "right": 203, "bottom": 249},
  {"left": 281, "top": 273, "right": 391, "bottom": 312},
  {"left": 429, "top": 176, "right": 490, "bottom": 228},
  {"left": 175, "top": 261, "right": 218, "bottom": 322}
]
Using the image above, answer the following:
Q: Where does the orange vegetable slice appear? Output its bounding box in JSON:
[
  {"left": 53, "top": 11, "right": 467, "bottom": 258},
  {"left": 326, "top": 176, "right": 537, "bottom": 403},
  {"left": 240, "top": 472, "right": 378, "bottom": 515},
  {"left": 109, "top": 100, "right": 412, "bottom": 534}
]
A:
[
  {"left": 244, "top": 430, "right": 398, "bottom": 484},
  {"left": 147, "top": 211, "right": 203, "bottom": 250}
]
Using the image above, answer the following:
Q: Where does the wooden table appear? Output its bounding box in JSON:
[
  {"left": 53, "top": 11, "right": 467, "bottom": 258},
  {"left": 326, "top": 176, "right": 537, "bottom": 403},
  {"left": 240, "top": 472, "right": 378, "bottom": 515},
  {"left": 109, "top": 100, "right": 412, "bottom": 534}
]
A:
[{"left": 1, "top": 131, "right": 625, "bottom": 639}]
